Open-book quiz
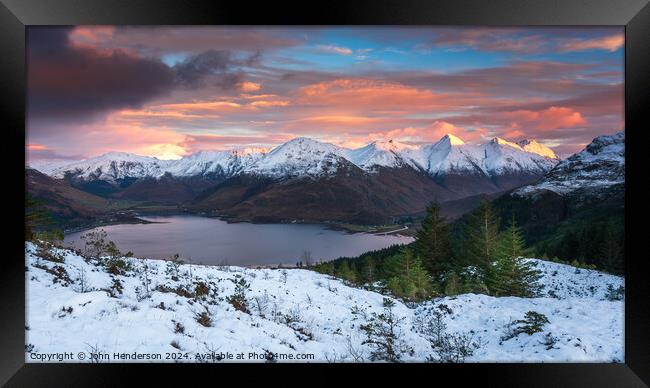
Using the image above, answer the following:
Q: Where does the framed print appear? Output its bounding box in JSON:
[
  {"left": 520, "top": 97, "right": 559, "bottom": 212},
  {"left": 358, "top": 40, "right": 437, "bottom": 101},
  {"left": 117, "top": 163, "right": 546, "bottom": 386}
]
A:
[{"left": 2, "top": 0, "right": 649, "bottom": 385}]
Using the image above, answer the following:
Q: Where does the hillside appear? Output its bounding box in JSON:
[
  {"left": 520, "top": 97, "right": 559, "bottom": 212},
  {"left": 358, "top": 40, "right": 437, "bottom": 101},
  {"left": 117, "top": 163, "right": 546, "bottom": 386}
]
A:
[
  {"left": 25, "top": 168, "right": 139, "bottom": 229},
  {"left": 491, "top": 132, "right": 625, "bottom": 272},
  {"left": 26, "top": 242, "right": 623, "bottom": 362}
]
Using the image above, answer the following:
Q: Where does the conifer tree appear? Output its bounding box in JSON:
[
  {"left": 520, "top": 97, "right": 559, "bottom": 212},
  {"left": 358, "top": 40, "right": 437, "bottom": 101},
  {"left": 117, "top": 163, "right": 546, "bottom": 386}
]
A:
[
  {"left": 464, "top": 201, "right": 501, "bottom": 270},
  {"left": 385, "top": 249, "right": 433, "bottom": 301},
  {"left": 414, "top": 202, "right": 453, "bottom": 276},
  {"left": 336, "top": 261, "right": 357, "bottom": 283},
  {"left": 600, "top": 222, "right": 623, "bottom": 274},
  {"left": 486, "top": 217, "right": 541, "bottom": 297},
  {"left": 361, "top": 256, "right": 376, "bottom": 284},
  {"left": 443, "top": 271, "right": 461, "bottom": 296}
]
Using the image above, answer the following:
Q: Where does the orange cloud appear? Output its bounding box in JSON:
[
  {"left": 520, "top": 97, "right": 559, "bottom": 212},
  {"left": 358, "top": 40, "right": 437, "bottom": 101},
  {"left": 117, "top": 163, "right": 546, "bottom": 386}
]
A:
[
  {"left": 70, "top": 115, "right": 191, "bottom": 159},
  {"left": 505, "top": 106, "right": 586, "bottom": 131},
  {"left": 249, "top": 100, "right": 290, "bottom": 108},
  {"left": 27, "top": 143, "right": 49, "bottom": 151},
  {"left": 157, "top": 101, "right": 244, "bottom": 113},
  {"left": 69, "top": 26, "right": 116, "bottom": 47},
  {"left": 241, "top": 94, "right": 279, "bottom": 100},
  {"left": 238, "top": 82, "right": 261, "bottom": 92},
  {"left": 560, "top": 34, "right": 624, "bottom": 52},
  {"left": 334, "top": 121, "right": 487, "bottom": 146},
  {"left": 297, "top": 79, "right": 449, "bottom": 112}
]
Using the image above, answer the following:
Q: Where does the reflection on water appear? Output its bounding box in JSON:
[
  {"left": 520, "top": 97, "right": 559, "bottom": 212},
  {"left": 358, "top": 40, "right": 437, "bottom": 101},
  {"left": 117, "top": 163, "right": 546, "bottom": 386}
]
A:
[{"left": 64, "top": 215, "right": 413, "bottom": 266}]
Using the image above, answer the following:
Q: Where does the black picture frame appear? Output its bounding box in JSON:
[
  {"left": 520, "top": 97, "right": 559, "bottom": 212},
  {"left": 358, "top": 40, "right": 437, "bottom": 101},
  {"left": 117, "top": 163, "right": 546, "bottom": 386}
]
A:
[{"left": 1, "top": 0, "right": 648, "bottom": 386}]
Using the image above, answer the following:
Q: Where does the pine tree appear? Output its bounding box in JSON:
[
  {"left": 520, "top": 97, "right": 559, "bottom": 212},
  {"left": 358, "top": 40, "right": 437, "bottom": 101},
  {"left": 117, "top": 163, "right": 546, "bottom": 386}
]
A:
[
  {"left": 414, "top": 202, "right": 453, "bottom": 276},
  {"left": 361, "top": 256, "right": 376, "bottom": 284},
  {"left": 443, "top": 271, "right": 461, "bottom": 296},
  {"left": 336, "top": 261, "right": 357, "bottom": 283},
  {"left": 600, "top": 222, "right": 623, "bottom": 274},
  {"left": 486, "top": 217, "right": 541, "bottom": 297},
  {"left": 385, "top": 249, "right": 433, "bottom": 301},
  {"left": 464, "top": 201, "right": 501, "bottom": 270},
  {"left": 409, "top": 258, "right": 436, "bottom": 300}
]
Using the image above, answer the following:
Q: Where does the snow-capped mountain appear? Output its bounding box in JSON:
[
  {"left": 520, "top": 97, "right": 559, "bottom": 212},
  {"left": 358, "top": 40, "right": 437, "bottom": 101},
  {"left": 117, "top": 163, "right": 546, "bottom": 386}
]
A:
[
  {"left": 243, "top": 137, "right": 349, "bottom": 178},
  {"left": 40, "top": 134, "right": 559, "bottom": 182},
  {"left": 46, "top": 150, "right": 267, "bottom": 182},
  {"left": 346, "top": 140, "right": 418, "bottom": 170},
  {"left": 517, "top": 139, "right": 557, "bottom": 159},
  {"left": 164, "top": 149, "right": 266, "bottom": 178},
  {"left": 515, "top": 132, "right": 624, "bottom": 196},
  {"left": 46, "top": 152, "right": 173, "bottom": 182},
  {"left": 406, "top": 134, "right": 557, "bottom": 177},
  {"left": 480, "top": 137, "right": 557, "bottom": 175}
]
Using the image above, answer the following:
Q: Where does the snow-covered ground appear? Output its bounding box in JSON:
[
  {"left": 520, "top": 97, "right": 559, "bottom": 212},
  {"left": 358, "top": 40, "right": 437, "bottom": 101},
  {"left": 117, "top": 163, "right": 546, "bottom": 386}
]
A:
[{"left": 25, "top": 243, "right": 623, "bottom": 363}]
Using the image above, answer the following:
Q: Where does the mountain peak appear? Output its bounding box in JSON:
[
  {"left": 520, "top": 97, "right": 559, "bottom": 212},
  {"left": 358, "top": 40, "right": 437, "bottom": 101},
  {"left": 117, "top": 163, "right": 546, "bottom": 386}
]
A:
[
  {"left": 371, "top": 139, "right": 416, "bottom": 152},
  {"left": 440, "top": 133, "right": 465, "bottom": 145},
  {"left": 517, "top": 139, "right": 558, "bottom": 159},
  {"left": 491, "top": 137, "right": 523, "bottom": 150}
]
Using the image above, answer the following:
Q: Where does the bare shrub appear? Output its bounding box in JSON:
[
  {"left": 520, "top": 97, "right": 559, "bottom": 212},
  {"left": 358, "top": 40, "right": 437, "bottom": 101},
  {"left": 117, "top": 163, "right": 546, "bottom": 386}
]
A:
[{"left": 196, "top": 311, "right": 212, "bottom": 327}]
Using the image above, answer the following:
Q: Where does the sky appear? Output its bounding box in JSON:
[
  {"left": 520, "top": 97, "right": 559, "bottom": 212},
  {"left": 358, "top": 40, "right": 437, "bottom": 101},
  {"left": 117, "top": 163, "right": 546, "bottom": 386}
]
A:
[{"left": 26, "top": 26, "right": 624, "bottom": 161}]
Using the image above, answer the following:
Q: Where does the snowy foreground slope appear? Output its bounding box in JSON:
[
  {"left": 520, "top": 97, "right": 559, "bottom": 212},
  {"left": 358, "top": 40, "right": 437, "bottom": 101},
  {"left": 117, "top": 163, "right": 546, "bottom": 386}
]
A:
[{"left": 26, "top": 243, "right": 623, "bottom": 363}]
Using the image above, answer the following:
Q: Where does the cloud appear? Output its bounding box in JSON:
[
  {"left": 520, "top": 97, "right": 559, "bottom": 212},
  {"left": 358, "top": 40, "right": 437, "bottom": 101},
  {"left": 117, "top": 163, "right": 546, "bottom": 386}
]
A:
[
  {"left": 425, "top": 28, "right": 547, "bottom": 53},
  {"left": 69, "top": 26, "right": 302, "bottom": 56},
  {"left": 505, "top": 106, "right": 586, "bottom": 131},
  {"left": 173, "top": 50, "right": 260, "bottom": 89},
  {"left": 559, "top": 34, "right": 624, "bottom": 52},
  {"left": 180, "top": 133, "right": 291, "bottom": 152},
  {"left": 424, "top": 27, "right": 624, "bottom": 54},
  {"left": 296, "top": 79, "right": 450, "bottom": 112},
  {"left": 238, "top": 82, "right": 262, "bottom": 92},
  {"left": 27, "top": 144, "right": 49, "bottom": 151},
  {"left": 27, "top": 27, "right": 175, "bottom": 123},
  {"left": 316, "top": 45, "right": 353, "bottom": 55}
]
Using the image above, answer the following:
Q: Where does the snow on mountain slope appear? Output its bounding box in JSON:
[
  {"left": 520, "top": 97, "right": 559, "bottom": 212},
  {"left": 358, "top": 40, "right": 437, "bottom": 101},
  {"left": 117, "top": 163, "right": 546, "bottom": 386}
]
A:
[
  {"left": 48, "top": 152, "right": 173, "bottom": 181},
  {"left": 39, "top": 135, "right": 559, "bottom": 182},
  {"left": 411, "top": 134, "right": 484, "bottom": 175},
  {"left": 26, "top": 243, "right": 623, "bottom": 363},
  {"left": 408, "top": 135, "right": 557, "bottom": 177},
  {"left": 243, "top": 137, "right": 350, "bottom": 178},
  {"left": 164, "top": 149, "right": 266, "bottom": 178},
  {"left": 480, "top": 137, "right": 556, "bottom": 175},
  {"left": 346, "top": 140, "right": 418, "bottom": 170},
  {"left": 517, "top": 139, "right": 558, "bottom": 159},
  {"left": 515, "top": 132, "right": 624, "bottom": 196}
]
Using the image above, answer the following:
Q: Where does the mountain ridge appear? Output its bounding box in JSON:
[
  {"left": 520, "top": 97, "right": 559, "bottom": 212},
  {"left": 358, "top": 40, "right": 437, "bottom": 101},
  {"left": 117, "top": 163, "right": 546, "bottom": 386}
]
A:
[{"left": 32, "top": 134, "right": 559, "bottom": 183}]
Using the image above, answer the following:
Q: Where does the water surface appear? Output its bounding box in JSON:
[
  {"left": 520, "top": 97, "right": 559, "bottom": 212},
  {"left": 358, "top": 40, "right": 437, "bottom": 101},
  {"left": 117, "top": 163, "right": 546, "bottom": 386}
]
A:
[{"left": 64, "top": 215, "right": 413, "bottom": 266}]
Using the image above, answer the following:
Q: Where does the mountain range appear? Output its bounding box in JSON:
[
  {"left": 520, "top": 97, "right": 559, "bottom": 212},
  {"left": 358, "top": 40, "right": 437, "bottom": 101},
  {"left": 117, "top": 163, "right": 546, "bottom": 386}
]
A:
[
  {"left": 28, "top": 134, "right": 560, "bottom": 224},
  {"left": 37, "top": 134, "right": 558, "bottom": 181}
]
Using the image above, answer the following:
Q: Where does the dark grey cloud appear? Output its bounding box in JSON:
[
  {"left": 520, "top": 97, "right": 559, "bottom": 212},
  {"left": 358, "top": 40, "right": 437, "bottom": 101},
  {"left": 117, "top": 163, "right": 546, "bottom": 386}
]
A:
[
  {"left": 27, "top": 27, "right": 176, "bottom": 123},
  {"left": 174, "top": 49, "right": 261, "bottom": 89},
  {"left": 27, "top": 28, "right": 261, "bottom": 124}
]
